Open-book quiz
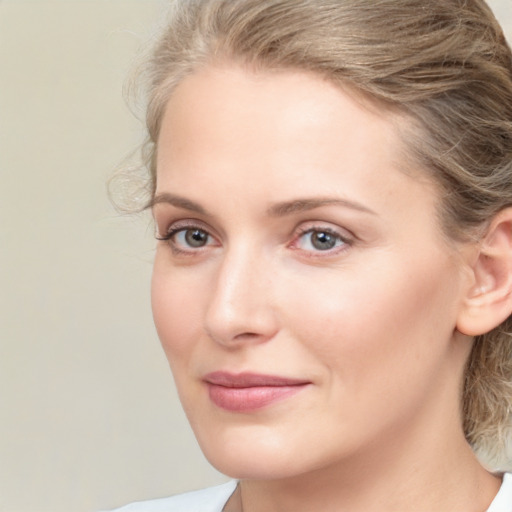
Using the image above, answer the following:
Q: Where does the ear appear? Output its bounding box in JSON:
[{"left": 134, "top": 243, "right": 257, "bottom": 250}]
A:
[{"left": 457, "top": 208, "right": 512, "bottom": 336}]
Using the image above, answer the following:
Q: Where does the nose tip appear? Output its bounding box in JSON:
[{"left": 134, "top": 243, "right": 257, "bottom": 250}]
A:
[
  {"left": 204, "top": 253, "right": 278, "bottom": 347},
  {"left": 205, "top": 306, "right": 277, "bottom": 347}
]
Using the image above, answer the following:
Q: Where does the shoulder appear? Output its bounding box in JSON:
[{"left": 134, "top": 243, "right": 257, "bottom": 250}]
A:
[
  {"left": 103, "top": 480, "right": 238, "bottom": 512},
  {"left": 488, "top": 473, "right": 512, "bottom": 512}
]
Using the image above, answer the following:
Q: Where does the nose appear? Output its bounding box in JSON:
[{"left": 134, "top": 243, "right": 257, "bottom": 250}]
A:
[{"left": 204, "top": 244, "right": 279, "bottom": 347}]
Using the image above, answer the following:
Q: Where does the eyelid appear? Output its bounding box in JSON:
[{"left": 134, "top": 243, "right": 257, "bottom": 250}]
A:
[
  {"left": 156, "top": 218, "right": 212, "bottom": 239},
  {"left": 289, "top": 222, "right": 354, "bottom": 256},
  {"left": 155, "top": 219, "right": 220, "bottom": 254}
]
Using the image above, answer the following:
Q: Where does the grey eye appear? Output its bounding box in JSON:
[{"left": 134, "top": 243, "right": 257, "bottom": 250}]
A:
[
  {"left": 183, "top": 229, "right": 209, "bottom": 247},
  {"left": 295, "top": 228, "right": 348, "bottom": 253},
  {"left": 310, "top": 231, "right": 338, "bottom": 250}
]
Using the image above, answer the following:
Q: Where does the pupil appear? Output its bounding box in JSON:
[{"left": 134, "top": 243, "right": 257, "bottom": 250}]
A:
[
  {"left": 185, "top": 229, "right": 207, "bottom": 247},
  {"left": 312, "top": 231, "right": 336, "bottom": 250}
]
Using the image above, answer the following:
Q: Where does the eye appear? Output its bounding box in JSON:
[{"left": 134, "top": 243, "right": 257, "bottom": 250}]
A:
[
  {"left": 294, "top": 227, "right": 350, "bottom": 253},
  {"left": 176, "top": 228, "right": 210, "bottom": 248},
  {"left": 156, "top": 225, "right": 217, "bottom": 253}
]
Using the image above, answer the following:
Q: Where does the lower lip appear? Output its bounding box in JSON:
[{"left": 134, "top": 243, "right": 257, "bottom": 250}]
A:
[{"left": 207, "top": 384, "right": 308, "bottom": 412}]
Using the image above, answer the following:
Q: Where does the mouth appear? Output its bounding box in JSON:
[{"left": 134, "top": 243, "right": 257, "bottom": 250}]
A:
[{"left": 203, "top": 371, "right": 311, "bottom": 412}]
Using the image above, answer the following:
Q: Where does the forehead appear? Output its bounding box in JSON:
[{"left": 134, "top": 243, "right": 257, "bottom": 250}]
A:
[
  {"left": 158, "top": 65, "right": 405, "bottom": 174},
  {"left": 155, "top": 64, "right": 441, "bottom": 229}
]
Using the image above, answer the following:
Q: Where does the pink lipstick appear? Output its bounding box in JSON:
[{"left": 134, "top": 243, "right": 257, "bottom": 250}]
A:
[{"left": 203, "top": 372, "right": 310, "bottom": 412}]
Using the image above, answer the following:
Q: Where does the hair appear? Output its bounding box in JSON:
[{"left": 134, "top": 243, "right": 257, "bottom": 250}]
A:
[{"left": 125, "top": 0, "right": 512, "bottom": 468}]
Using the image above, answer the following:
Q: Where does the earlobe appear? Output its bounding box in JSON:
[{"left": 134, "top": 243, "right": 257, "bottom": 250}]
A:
[{"left": 457, "top": 208, "right": 512, "bottom": 336}]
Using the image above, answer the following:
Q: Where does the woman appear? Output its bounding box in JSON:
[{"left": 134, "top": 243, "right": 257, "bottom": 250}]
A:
[{"left": 111, "top": 0, "right": 512, "bottom": 510}]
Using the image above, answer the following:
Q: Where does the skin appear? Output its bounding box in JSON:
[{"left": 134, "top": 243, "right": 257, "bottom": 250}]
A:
[{"left": 151, "top": 64, "right": 501, "bottom": 511}]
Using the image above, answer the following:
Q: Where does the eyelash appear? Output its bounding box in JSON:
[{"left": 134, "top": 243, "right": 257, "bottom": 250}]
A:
[
  {"left": 156, "top": 222, "right": 353, "bottom": 257},
  {"left": 290, "top": 226, "right": 352, "bottom": 257},
  {"left": 156, "top": 222, "right": 216, "bottom": 255}
]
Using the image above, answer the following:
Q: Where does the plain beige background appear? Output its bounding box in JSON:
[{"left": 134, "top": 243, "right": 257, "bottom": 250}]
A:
[{"left": 1, "top": 1, "right": 511, "bottom": 511}]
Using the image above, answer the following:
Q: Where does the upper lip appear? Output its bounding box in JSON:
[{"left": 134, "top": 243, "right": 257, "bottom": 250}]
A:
[{"left": 203, "top": 371, "right": 311, "bottom": 388}]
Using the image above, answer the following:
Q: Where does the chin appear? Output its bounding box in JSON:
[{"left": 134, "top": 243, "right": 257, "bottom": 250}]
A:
[
  {"left": 194, "top": 424, "right": 329, "bottom": 481},
  {"left": 207, "top": 452, "right": 300, "bottom": 480}
]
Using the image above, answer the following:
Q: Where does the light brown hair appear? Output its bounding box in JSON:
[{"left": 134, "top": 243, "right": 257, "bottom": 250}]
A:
[{"left": 127, "top": 0, "right": 512, "bottom": 468}]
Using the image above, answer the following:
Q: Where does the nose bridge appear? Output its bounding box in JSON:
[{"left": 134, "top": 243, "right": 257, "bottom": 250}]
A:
[{"left": 205, "top": 239, "right": 277, "bottom": 345}]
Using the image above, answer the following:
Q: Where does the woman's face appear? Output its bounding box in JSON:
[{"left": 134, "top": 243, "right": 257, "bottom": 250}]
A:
[{"left": 151, "top": 65, "right": 471, "bottom": 479}]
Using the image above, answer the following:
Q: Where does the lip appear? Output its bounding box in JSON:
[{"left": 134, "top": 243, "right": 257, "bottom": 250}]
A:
[{"left": 203, "top": 372, "right": 311, "bottom": 412}]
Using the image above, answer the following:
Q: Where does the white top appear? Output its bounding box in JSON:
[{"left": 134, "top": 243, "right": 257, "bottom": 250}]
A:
[
  {"left": 104, "top": 481, "right": 237, "bottom": 512},
  {"left": 490, "top": 473, "right": 512, "bottom": 512},
  {"left": 106, "top": 473, "right": 512, "bottom": 511}
]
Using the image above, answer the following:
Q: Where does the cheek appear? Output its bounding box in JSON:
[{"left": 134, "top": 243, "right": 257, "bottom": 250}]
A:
[
  {"left": 151, "top": 261, "right": 204, "bottom": 363},
  {"left": 275, "top": 254, "right": 463, "bottom": 448},
  {"left": 281, "top": 253, "right": 461, "bottom": 381}
]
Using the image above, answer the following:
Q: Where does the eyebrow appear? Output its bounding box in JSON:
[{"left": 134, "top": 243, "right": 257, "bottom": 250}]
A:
[
  {"left": 150, "top": 193, "right": 376, "bottom": 217},
  {"left": 267, "top": 197, "right": 376, "bottom": 217},
  {"left": 150, "top": 193, "right": 210, "bottom": 215}
]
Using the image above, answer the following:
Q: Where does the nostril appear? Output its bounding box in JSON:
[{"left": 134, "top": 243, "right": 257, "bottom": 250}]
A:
[
  {"left": 205, "top": 318, "right": 278, "bottom": 346},
  {"left": 233, "top": 332, "right": 260, "bottom": 340}
]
